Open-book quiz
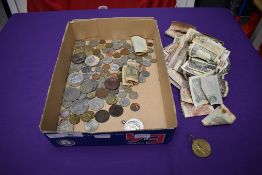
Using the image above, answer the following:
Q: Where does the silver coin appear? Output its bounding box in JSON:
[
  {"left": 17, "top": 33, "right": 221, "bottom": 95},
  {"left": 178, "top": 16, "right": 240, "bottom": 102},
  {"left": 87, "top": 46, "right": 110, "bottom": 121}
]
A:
[
  {"left": 118, "top": 90, "right": 127, "bottom": 98},
  {"left": 63, "top": 87, "right": 81, "bottom": 102},
  {"left": 122, "top": 43, "right": 131, "bottom": 49},
  {"left": 81, "top": 66, "right": 91, "bottom": 73},
  {"left": 129, "top": 91, "right": 138, "bottom": 100},
  {"left": 60, "top": 109, "right": 70, "bottom": 118},
  {"left": 97, "top": 77, "right": 106, "bottom": 88},
  {"left": 78, "top": 93, "right": 86, "bottom": 100},
  {"left": 88, "top": 98, "right": 104, "bottom": 111},
  {"left": 102, "top": 47, "right": 111, "bottom": 53},
  {"left": 123, "top": 118, "right": 144, "bottom": 131},
  {"left": 142, "top": 59, "right": 151, "bottom": 67},
  {"left": 62, "top": 100, "right": 73, "bottom": 108},
  {"left": 113, "top": 43, "right": 122, "bottom": 50},
  {"left": 141, "top": 70, "right": 150, "bottom": 77},
  {"left": 84, "top": 119, "right": 99, "bottom": 133},
  {"left": 110, "top": 64, "right": 120, "bottom": 71},
  {"left": 144, "top": 55, "right": 152, "bottom": 60},
  {"left": 80, "top": 79, "right": 93, "bottom": 93},
  {"left": 91, "top": 79, "right": 98, "bottom": 91},
  {"left": 67, "top": 72, "right": 84, "bottom": 87},
  {"left": 139, "top": 73, "right": 146, "bottom": 83},
  {"left": 83, "top": 73, "right": 91, "bottom": 79},
  {"left": 128, "top": 53, "right": 136, "bottom": 59},
  {"left": 88, "top": 40, "right": 99, "bottom": 47},
  {"left": 57, "top": 119, "right": 74, "bottom": 133},
  {"left": 85, "top": 55, "right": 100, "bottom": 67},
  {"left": 109, "top": 88, "right": 119, "bottom": 95},
  {"left": 70, "top": 99, "right": 89, "bottom": 115},
  {"left": 102, "top": 57, "right": 113, "bottom": 64},
  {"left": 136, "top": 57, "right": 143, "bottom": 64},
  {"left": 119, "top": 97, "right": 130, "bottom": 107},
  {"left": 95, "top": 66, "right": 102, "bottom": 73}
]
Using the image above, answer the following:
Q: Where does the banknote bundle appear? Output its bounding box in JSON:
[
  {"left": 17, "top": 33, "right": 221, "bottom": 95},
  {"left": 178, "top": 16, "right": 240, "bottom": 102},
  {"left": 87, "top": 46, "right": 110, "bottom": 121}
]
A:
[{"left": 164, "top": 21, "right": 236, "bottom": 126}]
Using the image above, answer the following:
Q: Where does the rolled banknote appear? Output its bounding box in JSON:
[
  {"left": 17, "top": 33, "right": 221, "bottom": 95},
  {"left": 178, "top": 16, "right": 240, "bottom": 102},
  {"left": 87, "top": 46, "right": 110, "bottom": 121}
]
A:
[
  {"left": 202, "top": 104, "right": 236, "bottom": 126},
  {"left": 165, "top": 21, "right": 197, "bottom": 37},
  {"left": 122, "top": 60, "right": 140, "bottom": 86},
  {"left": 181, "top": 102, "right": 214, "bottom": 118},
  {"left": 131, "top": 36, "right": 148, "bottom": 56}
]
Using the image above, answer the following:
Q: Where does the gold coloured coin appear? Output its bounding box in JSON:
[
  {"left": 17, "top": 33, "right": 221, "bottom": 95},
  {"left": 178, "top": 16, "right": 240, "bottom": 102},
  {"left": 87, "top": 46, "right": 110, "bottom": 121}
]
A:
[
  {"left": 80, "top": 112, "right": 92, "bottom": 122},
  {"left": 87, "top": 111, "right": 95, "bottom": 119},
  {"left": 192, "top": 139, "right": 211, "bottom": 158},
  {"left": 69, "top": 114, "right": 80, "bottom": 125},
  {"left": 105, "top": 43, "right": 113, "bottom": 48},
  {"left": 112, "top": 52, "right": 121, "bottom": 58},
  {"left": 93, "top": 49, "right": 101, "bottom": 55}
]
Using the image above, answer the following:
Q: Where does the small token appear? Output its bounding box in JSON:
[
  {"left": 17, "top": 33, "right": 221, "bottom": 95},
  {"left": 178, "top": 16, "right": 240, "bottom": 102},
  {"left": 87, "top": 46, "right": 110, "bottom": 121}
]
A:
[
  {"left": 129, "top": 91, "right": 138, "bottom": 100},
  {"left": 63, "top": 87, "right": 81, "bottom": 102},
  {"left": 123, "top": 118, "right": 144, "bottom": 131},
  {"left": 69, "top": 114, "right": 80, "bottom": 125},
  {"left": 192, "top": 139, "right": 211, "bottom": 158},
  {"left": 102, "top": 57, "right": 113, "bottom": 64},
  {"left": 95, "top": 110, "right": 110, "bottom": 123},
  {"left": 80, "top": 112, "right": 92, "bottom": 122},
  {"left": 112, "top": 52, "right": 121, "bottom": 58},
  {"left": 147, "top": 42, "right": 154, "bottom": 47},
  {"left": 109, "top": 105, "right": 124, "bottom": 117},
  {"left": 99, "top": 40, "right": 106, "bottom": 44},
  {"left": 119, "top": 97, "right": 130, "bottom": 107},
  {"left": 80, "top": 79, "right": 93, "bottom": 93},
  {"left": 130, "top": 103, "right": 140, "bottom": 112},
  {"left": 105, "top": 94, "right": 118, "bottom": 105},
  {"left": 85, "top": 55, "right": 100, "bottom": 67},
  {"left": 95, "top": 87, "right": 109, "bottom": 99},
  {"left": 60, "top": 109, "right": 70, "bottom": 118},
  {"left": 141, "top": 70, "right": 150, "bottom": 77},
  {"left": 71, "top": 52, "right": 86, "bottom": 64},
  {"left": 85, "top": 119, "right": 99, "bottom": 132},
  {"left": 67, "top": 72, "right": 84, "bottom": 87},
  {"left": 105, "top": 43, "right": 113, "bottom": 48},
  {"left": 104, "top": 78, "right": 120, "bottom": 90},
  {"left": 118, "top": 90, "right": 127, "bottom": 98},
  {"left": 57, "top": 119, "right": 74, "bottom": 132},
  {"left": 88, "top": 98, "right": 104, "bottom": 111}
]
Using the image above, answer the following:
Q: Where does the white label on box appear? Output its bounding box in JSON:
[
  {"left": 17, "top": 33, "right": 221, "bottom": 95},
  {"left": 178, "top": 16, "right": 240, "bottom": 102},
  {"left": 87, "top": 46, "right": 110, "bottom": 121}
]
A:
[
  {"left": 134, "top": 134, "right": 151, "bottom": 140},
  {"left": 94, "top": 134, "right": 111, "bottom": 139},
  {"left": 46, "top": 133, "right": 83, "bottom": 139}
]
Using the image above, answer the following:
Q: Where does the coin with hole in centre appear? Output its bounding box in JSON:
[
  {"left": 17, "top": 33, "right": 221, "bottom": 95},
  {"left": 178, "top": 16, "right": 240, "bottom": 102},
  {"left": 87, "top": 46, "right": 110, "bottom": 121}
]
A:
[
  {"left": 104, "top": 78, "right": 120, "bottom": 90},
  {"left": 109, "top": 105, "right": 124, "bottom": 117},
  {"left": 95, "top": 110, "right": 110, "bottom": 123}
]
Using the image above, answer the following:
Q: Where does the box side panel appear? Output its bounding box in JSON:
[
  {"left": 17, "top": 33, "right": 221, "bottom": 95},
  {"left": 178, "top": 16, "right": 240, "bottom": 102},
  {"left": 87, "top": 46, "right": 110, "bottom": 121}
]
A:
[
  {"left": 40, "top": 24, "right": 75, "bottom": 131},
  {"left": 152, "top": 20, "right": 178, "bottom": 128},
  {"left": 45, "top": 129, "right": 175, "bottom": 146}
]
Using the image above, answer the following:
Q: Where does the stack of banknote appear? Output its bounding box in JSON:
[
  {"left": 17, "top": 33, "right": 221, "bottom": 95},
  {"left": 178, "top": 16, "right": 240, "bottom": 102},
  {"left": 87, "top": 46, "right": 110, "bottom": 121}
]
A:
[{"left": 164, "top": 21, "right": 236, "bottom": 126}]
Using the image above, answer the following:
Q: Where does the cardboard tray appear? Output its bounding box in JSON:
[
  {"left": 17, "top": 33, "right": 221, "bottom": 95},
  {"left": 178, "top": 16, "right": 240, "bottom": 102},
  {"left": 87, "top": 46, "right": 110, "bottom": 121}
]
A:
[{"left": 39, "top": 17, "right": 177, "bottom": 146}]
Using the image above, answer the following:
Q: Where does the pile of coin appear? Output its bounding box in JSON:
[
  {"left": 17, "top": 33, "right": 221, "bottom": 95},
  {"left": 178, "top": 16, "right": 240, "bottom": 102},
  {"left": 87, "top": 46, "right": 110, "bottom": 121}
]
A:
[{"left": 57, "top": 38, "right": 157, "bottom": 133}]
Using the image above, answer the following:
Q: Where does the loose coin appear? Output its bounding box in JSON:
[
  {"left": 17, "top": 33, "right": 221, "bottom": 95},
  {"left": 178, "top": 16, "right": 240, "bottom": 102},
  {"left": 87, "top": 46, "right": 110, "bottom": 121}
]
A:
[
  {"left": 57, "top": 119, "right": 74, "bottom": 132},
  {"left": 86, "top": 91, "right": 96, "bottom": 99},
  {"left": 81, "top": 66, "right": 91, "bottom": 73},
  {"left": 63, "top": 87, "right": 81, "bottom": 102},
  {"left": 69, "top": 114, "right": 80, "bottom": 125},
  {"left": 104, "top": 78, "right": 120, "bottom": 90},
  {"left": 118, "top": 90, "right": 127, "bottom": 98},
  {"left": 110, "top": 64, "right": 120, "bottom": 71},
  {"left": 67, "top": 72, "right": 84, "bottom": 87},
  {"left": 128, "top": 53, "right": 136, "bottom": 60},
  {"left": 93, "top": 48, "right": 101, "bottom": 55},
  {"left": 102, "top": 57, "right": 113, "bottom": 64},
  {"left": 120, "top": 48, "right": 130, "bottom": 55},
  {"left": 192, "top": 139, "right": 211, "bottom": 158},
  {"left": 142, "top": 59, "right": 151, "bottom": 67},
  {"left": 123, "top": 118, "right": 144, "bottom": 131},
  {"left": 112, "top": 52, "right": 121, "bottom": 58},
  {"left": 109, "top": 105, "right": 124, "bottom": 117},
  {"left": 80, "top": 112, "right": 92, "bottom": 122},
  {"left": 91, "top": 79, "right": 98, "bottom": 91},
  {"left": 88, "top": 98, "right": 104, "bottom": 111},
  {"left": 85, "top": 119, "right": 99, "bottom": 132},
  {"left": 148, "top": 48, "right": 154, "bottom": 53},
  {"left": 119, "top": 97, "right": 130, "bottom": 107},
  {"left": 89, "top": 40, "right": 99, "bottom": 47},
  {"left": 129, "top": 91, "right": 138, "bottom": 100},
  {"left": 92, "top": 73, "right": 100, "bottom": 80},
  {"left": 87, "top": 110, "right": 95, "bottom": 119},
  {"left": 85, "top": 55, "right": 100, "bottom": 67},
  {"left": 102, "top": 64, "right": 110, "bottom": 71},
  {"left": 122, "top": 43, "right": 131, "bottom": 49},
  {"left": 80, "top": 79, "right": 94, "bottom": 93},
  {"left": 105, "top": 94, "right": 118, "bottom": 105},
  {"left": 70, "top": 99, "right": 89, "bottom": 115},
  {"left": 151, "top": 58, "right": 157, "bottom": 63},
  {"left": 95, "top": 110, "right": 110, "bottom": 123},
  {"left": 60, "top": 109, "right": 70, "bottom": 118},
  {"left": 147, "top": 42, "right": 154, "bottom": 47},
  {"left": 95, "top": 87, "right": 109, "bottom": 99},
  {"left": 130, "top": 103, "right": 140, "bottom": 112},
  {"left": 141, "top": 70, "right": 150, "bottom": 77},
  {"left": 62, "top": 100, "right": 73, "bottom": 108},
  {"left": 105, "top": 42, "right": 113, "bottom": 48},
  {"left": 71, "top": 52, "right": 86, "bottom": 64},
  {"left": 99, "top": 40, "right": 106, "bottom": 44}
]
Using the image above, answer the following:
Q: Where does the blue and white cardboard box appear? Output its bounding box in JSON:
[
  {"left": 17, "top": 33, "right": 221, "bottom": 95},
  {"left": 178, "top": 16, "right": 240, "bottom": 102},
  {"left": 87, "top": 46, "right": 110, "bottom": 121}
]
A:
[{"left": 40, "top": 18, "right": 177, "bottom": 146}]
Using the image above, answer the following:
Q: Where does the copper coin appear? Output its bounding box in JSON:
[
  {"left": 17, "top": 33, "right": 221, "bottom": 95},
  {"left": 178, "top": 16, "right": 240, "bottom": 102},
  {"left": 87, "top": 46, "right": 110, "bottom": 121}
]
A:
[
  {"left": 110, "top": 73, "right": 119, "bottom": 79},
  {"left": 104, "top": 78, "right": 120, "bottom": 90},
  {"left": 106, "top": 50, "right": 114, "bottom": 57},
  {"left": 95, "top": 87, "right": 109, "bottom": 99},
  {"left": 120, "top": 48, "right": 130, "bottom": 55},
  {"left": 109, "top": 105, "right": 124, "bottom": 117},
  {"left": 95, "top": 110, "right": 110, "bottom": 123},
  {"left": 92, "top": 73, "right": 101, "bottom": 80},
  {"left": 102, "top": 64, "right": 110, "bottom": 71},
  {"left": 112, "top": 52, "right": 121, "bottom": 58},
  {"left": 99, "top": 40, "right": 106, "bottom": 44},
  {"left": 130, "top": 103, "right": 140, "bottom": 112},
  {"left": 147, "top": 42, "right": 154, "bottom": 47},
  {"left": 105, "top": 43, "right": 113, "bottom": 48},
  {"left": 93, "top": 49, "right": 101, "bottom": 55}
]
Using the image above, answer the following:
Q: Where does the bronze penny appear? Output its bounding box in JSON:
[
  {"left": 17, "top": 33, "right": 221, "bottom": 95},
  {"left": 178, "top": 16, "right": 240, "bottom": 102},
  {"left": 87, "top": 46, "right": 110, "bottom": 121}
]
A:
[
  {"left": 106, "top": 50, "right": 114, "bottom": 57},
  {"left": 105, "top": 43, "right": 113, "bottom": 48},
  {"left": 93, "top": 49, "right": 101, "bottom": 55},
  {"left": 112, "top": 52, "right": 121, "bottom": 58},
  {"left": 102, "top": 64, "right": 110, "bottom": 71},
  {"left": 80, "top": 112, "right": 92, "bottom": 122},
  {"left": 95, "top": 87, "right": 109, "bottom": 99},
  {"left": 147, "top": 42, "right": 154, "bottom": 47},
  {"left": 99, "top": 40, "right": 106, "bottom": 44},
  {"left": 92, "top": 73, "right": 101, "bottom": 80},
  {"left": 104, "top": 78, "right": 120, "bottom": 90},
  {"left": 109, "top": 73, "right": 119, "bottom": 79},
  {"left": 130, "top": 103, "right": 140, "bottom": 112},
  {"left": 95, "top": 110, "right": 110, "bottom": 123},
  {"left": 109, "top": 105, "right": 124, "bottom": 117},
  {"left": 120, "top": 48, "right": 130, "bottom": 55}
]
